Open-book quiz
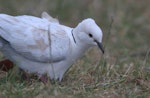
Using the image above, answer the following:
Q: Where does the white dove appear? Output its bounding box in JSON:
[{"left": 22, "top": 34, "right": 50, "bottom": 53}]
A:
[
  {"left": 41, "top": 12, "right": 59, "bottom": 24},
  {"left": 0, "top": 13, "right": 104, "bottom": 82}
]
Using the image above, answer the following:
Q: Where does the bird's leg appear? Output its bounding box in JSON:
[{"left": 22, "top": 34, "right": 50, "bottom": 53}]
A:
[
  {"left": 38, "top": 74, "right": 48, "bottom": 84},
  {"left": 0, "top": 59, "right": 14, "bottom": 71},
  {"left": 19, "top": 68, "right": 29, "bottom": 80}
]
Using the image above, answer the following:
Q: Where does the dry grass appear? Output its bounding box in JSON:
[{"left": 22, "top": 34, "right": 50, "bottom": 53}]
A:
[{"left": 0, "top": 0, "right": 150, "bottom": 98}]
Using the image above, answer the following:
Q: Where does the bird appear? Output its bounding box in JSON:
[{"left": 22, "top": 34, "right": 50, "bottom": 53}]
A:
[
  {"left": 0, "top": 12, "right": 104, "bottom": 82},
  {"left": 41, "top": 12, "right": 59, "bottom": 24}
]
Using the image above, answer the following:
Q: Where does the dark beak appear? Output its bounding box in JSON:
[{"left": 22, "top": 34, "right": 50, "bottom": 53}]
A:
[{"left": 95, "top": 41, "right": 104, "bottom": 54}]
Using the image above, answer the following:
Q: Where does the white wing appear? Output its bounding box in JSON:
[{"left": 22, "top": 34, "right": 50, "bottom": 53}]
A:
[
  {"left": 0, "top": 14, "right": 71, "bottom": 63},
  {"left": 41, "top": 12, "right": 59, "bottom": 24}
]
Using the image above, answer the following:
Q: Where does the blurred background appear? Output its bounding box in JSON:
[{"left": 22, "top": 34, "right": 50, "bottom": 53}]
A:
[
  {"left": 0, "top": 0, "right": 149, "bottom": 97},
  {"left": 0, "top": 0, "right": 149, "bottom": 65}
]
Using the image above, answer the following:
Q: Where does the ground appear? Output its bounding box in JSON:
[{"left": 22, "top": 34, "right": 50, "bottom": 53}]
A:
[{"left": 0, "top": 0, "right": 149, "bottom": 98}]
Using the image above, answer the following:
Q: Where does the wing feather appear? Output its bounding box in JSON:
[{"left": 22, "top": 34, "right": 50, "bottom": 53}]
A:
[{"left": 0, "top": 14, "right": 70, "bottom": 63}]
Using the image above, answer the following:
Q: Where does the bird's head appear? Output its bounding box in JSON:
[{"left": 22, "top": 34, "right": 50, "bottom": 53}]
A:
[{"left": 73, "top": 18, "right": 104, "bottom": 54}]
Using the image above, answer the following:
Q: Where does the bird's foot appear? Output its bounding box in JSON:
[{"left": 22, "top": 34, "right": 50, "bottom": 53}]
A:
[
  {"left": 38, "top": 74, "right": 48, "bottom": 84},
  {"left": 0, "top": 59, "right": 14, "bottom": 71}
]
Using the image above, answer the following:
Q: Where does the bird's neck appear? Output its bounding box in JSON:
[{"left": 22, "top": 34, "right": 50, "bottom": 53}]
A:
[{"left": 72, "top": 43, "right": 90, "bottom": 61}]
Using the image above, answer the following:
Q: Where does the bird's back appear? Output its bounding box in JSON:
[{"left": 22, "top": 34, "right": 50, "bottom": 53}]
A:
[{"left": 0, "top": 14, "right": 71, "bottom": 63}]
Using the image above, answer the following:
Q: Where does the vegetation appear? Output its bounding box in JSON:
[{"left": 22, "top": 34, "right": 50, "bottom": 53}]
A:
[{"left": 0, "top": 0, "right": 149, "bottom": 97}]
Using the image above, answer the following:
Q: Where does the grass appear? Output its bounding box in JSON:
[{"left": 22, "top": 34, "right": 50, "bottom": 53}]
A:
[{"left": 0, "top": 0, "right": 150, "bottom": 98}]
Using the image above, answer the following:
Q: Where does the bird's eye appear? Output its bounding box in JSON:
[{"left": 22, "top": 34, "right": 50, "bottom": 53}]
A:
[{"left": 88, "top": 33, "right": 93, "bottom": 38}]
